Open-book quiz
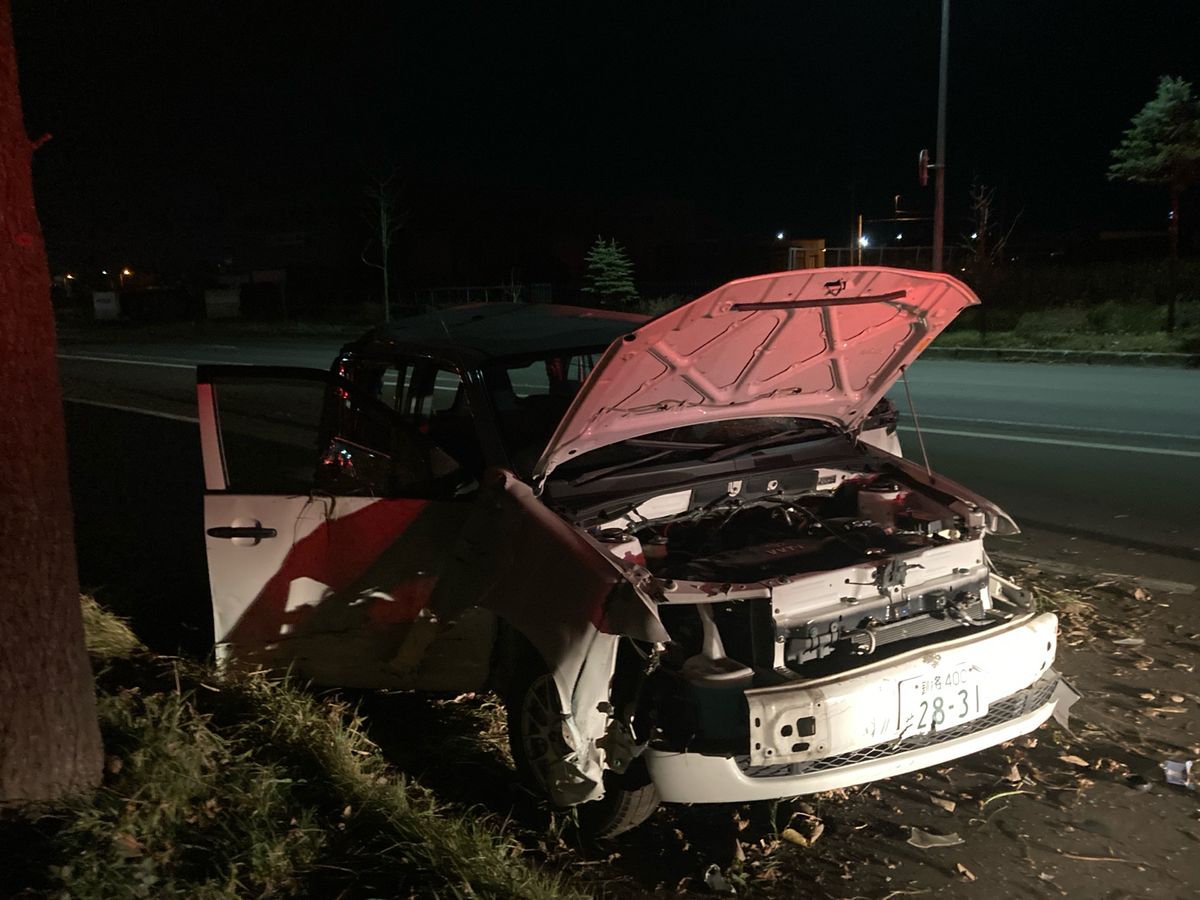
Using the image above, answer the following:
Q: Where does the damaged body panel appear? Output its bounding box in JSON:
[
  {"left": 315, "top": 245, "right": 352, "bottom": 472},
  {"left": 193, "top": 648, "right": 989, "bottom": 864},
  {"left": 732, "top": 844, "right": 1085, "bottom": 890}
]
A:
[
  {"left": 198, "top": 268, "right": 1059, "bottom": 836},
  {"left": 431, "top": 469, "right": 665, "bottom": 804}
]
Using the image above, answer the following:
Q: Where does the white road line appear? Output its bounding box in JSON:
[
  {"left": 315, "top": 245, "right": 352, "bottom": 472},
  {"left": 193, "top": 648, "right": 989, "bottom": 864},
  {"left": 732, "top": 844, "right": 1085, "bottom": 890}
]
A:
[
  {"left": 917, "top": 413, "right": 1200, "bottom": 442},
  {"left": 58, "top": 353, "right": 197, "bottom": 370},
  {"left": 64, "top": 397, "right": 199, "bottom": 423},
  {"left": 901, "top": 425, "right": 1200, "bottom": 458}
]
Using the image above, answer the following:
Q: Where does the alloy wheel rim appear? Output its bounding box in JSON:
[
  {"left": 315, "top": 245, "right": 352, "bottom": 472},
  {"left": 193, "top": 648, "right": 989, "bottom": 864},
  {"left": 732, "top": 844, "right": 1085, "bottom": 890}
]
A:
[{"left": 520, "top": 673, "right": 574, "bottom": 791}]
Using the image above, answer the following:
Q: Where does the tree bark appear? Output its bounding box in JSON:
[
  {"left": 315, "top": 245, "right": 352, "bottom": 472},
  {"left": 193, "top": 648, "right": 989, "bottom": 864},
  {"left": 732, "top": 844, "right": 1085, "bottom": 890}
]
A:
[
  {"left": 1168, "top": 187, "right": 1180, "bottom": 333},
  {"left": 0, "top": 0, "right": 102, "bottom": 803}
]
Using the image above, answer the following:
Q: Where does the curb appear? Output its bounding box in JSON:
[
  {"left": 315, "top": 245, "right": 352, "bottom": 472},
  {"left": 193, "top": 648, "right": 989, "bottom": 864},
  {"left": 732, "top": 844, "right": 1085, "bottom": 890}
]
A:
[
  {"left": 991, "top": 552, "right": 1197, "bottom": 595},
  {"left": 924, "top": 346, "right": 1200, "bottom": 367}
]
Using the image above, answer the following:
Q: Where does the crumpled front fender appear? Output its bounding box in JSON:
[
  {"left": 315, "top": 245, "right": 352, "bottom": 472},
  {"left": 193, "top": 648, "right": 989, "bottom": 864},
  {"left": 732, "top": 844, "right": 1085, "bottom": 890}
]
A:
[{"left": 431, "top": 469, "right": 665, "bottom": 804}]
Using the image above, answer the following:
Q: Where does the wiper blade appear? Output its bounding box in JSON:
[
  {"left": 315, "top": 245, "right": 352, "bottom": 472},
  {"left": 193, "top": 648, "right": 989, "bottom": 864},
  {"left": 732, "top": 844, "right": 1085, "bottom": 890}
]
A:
[
  {"left": 568, "top": 435, "right": 723, "bottom": 486},
  {"left": 625, "top": 436, "right": 723, "bottom": 450},
  {"left": 704, "top": 425, "right": 835, "bottom": 463},
  {"left": 569, "top": 448, "right": 679, "bottom": 487}
]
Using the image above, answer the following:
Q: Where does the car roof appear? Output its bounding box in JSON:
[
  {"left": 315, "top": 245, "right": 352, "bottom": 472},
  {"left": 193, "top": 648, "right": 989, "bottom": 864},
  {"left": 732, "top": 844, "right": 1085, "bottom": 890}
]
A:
[{"left": 344, "top": 303, "right": 650, "bottom": 365}]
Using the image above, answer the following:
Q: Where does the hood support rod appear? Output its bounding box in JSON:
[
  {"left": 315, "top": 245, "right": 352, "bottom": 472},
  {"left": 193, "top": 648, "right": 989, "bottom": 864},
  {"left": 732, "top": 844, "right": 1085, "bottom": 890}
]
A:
[{"left": 900, "top": 365, "right": 934, "bottom": 478}]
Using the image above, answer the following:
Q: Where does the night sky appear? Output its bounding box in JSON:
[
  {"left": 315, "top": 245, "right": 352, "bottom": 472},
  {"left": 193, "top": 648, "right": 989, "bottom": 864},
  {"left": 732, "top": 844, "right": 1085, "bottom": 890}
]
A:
[{"left": 12, "top": 1, "right": 1200, "bottom": 289}]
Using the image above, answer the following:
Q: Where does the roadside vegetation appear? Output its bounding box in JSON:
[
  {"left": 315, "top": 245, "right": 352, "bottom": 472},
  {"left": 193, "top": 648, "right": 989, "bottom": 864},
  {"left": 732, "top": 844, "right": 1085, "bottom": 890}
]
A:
[
  {"left": 932, "top": 259, "right": 1200, "bottom": 354},
  {"left": 933, "top": 298, "right": 1200, "bottom": 354},
  {"left": 1, "top": 598, "right": 583, "bottom": 900}
]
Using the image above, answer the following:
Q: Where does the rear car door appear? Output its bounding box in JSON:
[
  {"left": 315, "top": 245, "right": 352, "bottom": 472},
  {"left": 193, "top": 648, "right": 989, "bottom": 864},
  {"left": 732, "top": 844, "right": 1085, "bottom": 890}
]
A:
[{"left": 197, "top": 363, "right": 494, "bottom": 689}]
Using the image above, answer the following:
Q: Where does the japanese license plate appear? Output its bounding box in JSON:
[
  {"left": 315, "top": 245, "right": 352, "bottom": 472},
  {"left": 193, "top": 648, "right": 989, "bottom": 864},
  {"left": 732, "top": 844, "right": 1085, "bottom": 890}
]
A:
[{"left": 898, "top": 666, "right": 988, "bottom": 736}]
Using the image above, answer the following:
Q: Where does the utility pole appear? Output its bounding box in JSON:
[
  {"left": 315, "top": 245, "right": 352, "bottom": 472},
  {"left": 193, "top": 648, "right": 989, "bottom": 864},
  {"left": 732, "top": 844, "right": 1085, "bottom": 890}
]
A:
[{"left": 932, "top": 0, "right": 950, "bottom": 273}]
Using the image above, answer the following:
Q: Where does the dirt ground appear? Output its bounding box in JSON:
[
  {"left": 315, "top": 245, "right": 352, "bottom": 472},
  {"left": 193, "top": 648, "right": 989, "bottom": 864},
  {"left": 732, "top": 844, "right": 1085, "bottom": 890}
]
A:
[{"left": 361, "top": 554, "right": 1200, "bottom": 899}]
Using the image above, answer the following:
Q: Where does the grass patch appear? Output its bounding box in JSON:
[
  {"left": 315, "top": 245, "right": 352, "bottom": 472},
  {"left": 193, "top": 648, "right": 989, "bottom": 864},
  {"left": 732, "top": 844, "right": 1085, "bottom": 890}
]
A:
[
  {"left": 2, "top": 599, "right": 584, "bottom": 899},
  {"left": 80, "top": 593, "right": 143, "bottom": 660},
  {"left": 938, "top": 298, "right": 1200, "bottom": 354},
  {"left": 933, "top": 328, "right": 1197, "bottom": 354}
]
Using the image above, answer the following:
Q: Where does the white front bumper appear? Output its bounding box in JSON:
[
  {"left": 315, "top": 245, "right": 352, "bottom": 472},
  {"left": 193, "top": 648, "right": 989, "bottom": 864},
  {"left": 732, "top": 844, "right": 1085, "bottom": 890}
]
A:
[{"left": 646, "top": 611, "right": 1059, "bottom": 803}]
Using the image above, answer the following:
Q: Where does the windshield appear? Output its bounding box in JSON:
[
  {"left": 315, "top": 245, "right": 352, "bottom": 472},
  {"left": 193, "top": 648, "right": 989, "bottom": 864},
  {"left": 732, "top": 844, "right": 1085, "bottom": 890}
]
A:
[
  {"left": 483, "top": 349, "right": 603, "bottom": 476},
  {"left": 551, "top": 416, "right": 843, "bottom": 483}
]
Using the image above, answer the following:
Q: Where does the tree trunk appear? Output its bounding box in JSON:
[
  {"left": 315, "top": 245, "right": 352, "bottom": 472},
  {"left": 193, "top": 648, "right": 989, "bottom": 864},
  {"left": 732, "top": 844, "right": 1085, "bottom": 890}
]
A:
[
  {"left": 0, "top": 0, "right": 102, "bottom": 803},
  {"left": 380, "top": 203, "right": 390, "bottom": 325},
  {"left": 1167, "top": 187, "right": 1180, "bottom": 333}
]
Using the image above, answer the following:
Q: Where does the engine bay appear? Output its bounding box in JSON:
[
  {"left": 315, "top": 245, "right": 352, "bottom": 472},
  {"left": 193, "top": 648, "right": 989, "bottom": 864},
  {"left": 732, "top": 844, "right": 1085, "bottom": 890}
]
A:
[
  {"left": 563, "top": 458, "right": 1025, "bottom": 754},
  {"left": 582, "top": 462, "right": 985, "bottom": 583}
]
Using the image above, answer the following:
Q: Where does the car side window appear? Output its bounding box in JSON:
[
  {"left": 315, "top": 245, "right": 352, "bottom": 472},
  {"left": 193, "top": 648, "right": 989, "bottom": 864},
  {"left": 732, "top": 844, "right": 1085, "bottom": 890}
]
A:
[
  {"left": 486, "top": 352, "right": 596, "bottom": 478},
  {"left": 317, "top": 360, "right": 483, "bottom": 498},
  {"left": 402, "top": 363, "right": 485, "bottom": 479}
]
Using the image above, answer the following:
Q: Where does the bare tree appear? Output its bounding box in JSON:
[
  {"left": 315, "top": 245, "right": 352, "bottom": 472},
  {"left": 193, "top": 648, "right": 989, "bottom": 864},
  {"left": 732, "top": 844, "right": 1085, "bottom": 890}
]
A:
[
  {"left": 362, "top": 172, "right": 406, "bottom": 324},
  {"left": 0, "top": 0, "right": 102, "bottom": 803},
  {"left": 964, "top": 181, "right": 1020, "bottom": 271}
]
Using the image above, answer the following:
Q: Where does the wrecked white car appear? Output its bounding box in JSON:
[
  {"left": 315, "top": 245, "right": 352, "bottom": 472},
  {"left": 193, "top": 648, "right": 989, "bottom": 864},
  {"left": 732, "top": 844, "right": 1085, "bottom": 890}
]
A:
[{"left": 198, "top": 267, "right": 1061, "bottom": 837}]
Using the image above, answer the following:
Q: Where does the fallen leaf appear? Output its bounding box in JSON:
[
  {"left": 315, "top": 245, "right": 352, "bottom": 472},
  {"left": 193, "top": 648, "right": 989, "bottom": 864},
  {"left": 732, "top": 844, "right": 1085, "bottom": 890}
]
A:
[
  {"left": 1004, "top": 763, "right": 1023, "bottom": 783},
  {"left": 1133, "top": 587, "right": 1151, "bottom": 601},
  {"left": 1147, "top": 706, "right": 1188, "bottom": 715},
  {"left": 907, "top": 827, "right": 964, "bottom": 849},
  {"left": 956, "top": 862, "right": 977, "bottom": 881},
  {"left": 780, "top": 827, "right": 809, "bottom": 848},
  {"left": 780, "top": 820, "right": 824, "bottom": 849},
  {"left": 1112, "top": 637, "right": 1145, "bottom": 646},
  {"left": 112, "top": 832, "right": 143, "bottom": 859},
  {"left": 807, "top": 820, "right": 825, "bottom": 847},
  {"left": 1170, "top": 694, "right": 1186, "bottom": 703},
  {"left": 931, "top": 794, "right": 957, "bottom": 813},
  {"left": 1139, "top": 692, "right": 1157, "bottom": 700},
  {"left": 1059, "top": 754, "right": 1090, "bottom": 768}
]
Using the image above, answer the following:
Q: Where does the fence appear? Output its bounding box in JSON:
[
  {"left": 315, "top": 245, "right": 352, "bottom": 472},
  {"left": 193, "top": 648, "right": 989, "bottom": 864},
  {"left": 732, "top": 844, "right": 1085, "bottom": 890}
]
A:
[{"left": 823, "top": 245, "right": 964, "bottom": 271}]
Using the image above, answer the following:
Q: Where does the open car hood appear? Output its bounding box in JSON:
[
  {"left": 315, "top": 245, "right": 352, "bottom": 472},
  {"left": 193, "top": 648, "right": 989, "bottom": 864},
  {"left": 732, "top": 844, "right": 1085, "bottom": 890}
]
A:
[{"left": 534, "top": 267, "right": 979, "bottom": 483}]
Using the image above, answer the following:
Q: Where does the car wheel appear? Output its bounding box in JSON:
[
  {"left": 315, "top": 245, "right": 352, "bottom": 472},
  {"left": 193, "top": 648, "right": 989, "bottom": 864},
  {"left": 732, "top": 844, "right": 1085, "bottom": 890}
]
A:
[{"left": 507, "top": 663, "right": 660, "bottom": 840}]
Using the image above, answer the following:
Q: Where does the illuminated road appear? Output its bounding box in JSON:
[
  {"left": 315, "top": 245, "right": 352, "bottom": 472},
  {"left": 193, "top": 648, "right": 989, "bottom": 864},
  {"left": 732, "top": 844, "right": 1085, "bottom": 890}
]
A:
[{"left": 57, "top": 333, "right": 1200, "bottom": 572}]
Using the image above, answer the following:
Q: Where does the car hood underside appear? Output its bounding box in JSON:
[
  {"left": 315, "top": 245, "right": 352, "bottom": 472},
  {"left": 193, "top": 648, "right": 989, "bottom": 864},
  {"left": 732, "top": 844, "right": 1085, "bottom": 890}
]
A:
[{"left": 534, "top": 267, "right": 979, "bottom": 482}]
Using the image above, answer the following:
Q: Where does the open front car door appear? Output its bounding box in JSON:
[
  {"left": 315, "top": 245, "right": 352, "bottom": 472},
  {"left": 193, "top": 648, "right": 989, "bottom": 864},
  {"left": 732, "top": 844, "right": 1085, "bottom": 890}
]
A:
[{"left": 196, "top": 364, "right": 493, "bottom": 689}]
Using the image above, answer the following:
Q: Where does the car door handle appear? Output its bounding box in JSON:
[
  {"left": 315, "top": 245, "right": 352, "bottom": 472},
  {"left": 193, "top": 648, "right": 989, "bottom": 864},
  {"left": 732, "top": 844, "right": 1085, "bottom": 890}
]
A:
[{"left": 207, "top": 525, "right": 278, "bottom": 540}]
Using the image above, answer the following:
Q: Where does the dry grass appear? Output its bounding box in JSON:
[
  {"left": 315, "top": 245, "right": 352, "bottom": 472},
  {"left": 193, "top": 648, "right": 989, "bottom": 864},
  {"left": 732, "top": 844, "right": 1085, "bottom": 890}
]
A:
[{"left": 4, "top": 598, "right": 586, "bottom": 899}]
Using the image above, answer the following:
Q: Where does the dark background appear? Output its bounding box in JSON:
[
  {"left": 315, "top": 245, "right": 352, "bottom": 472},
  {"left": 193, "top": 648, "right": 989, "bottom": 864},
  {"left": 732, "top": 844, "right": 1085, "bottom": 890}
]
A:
[{"left": 12, "top": 1, "right": 1200, "bottom": 296}]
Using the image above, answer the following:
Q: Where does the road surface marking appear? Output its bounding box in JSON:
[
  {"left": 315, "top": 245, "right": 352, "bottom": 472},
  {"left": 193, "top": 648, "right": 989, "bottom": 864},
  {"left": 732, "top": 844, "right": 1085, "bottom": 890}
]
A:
[
  {"left": 901, "top": 425, "right": 1200, "bottom": 459},
  {"left": 918, "top": 413, "right": 1199, "bottom": 443},
  {"left": 58, "top": 353, "right": 199, "bottom": 370},
  {"left": 64, "top": 397, "right": 199, "bottom": 423}
]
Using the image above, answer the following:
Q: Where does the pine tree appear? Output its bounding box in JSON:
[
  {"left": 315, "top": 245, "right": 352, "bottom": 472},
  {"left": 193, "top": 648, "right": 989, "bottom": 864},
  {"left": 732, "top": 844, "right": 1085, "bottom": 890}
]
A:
[
  {"left": 1108, "top": 76, "right": 1200, "bottom": 332},
  {"left": 582, "top": 236, "right": 638, "bottom": 306}
]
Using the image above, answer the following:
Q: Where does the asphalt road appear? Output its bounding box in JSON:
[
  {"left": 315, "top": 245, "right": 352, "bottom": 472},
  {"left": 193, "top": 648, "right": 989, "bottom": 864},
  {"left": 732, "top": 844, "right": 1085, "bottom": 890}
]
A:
[
  {"left": 56, "top": 331, "right": 1200, "bottom": 588},
  {"left": 884, "top": 360, "right": 1200, "bottom": 556}
]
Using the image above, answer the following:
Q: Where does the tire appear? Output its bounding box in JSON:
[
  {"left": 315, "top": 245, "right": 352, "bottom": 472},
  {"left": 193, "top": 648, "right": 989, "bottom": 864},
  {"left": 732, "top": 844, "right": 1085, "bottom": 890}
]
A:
[{"left": 506, "top": 661, "right": 660, "bottom": 840}]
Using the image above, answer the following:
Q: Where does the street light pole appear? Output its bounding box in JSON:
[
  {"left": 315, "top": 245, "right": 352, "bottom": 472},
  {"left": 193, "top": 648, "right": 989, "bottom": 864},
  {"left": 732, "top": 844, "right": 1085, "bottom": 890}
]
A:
[{"left": 932, "top": 0, "right": 950, "bottom": 273}]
